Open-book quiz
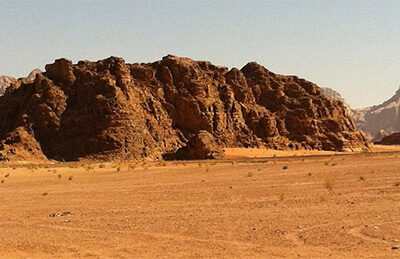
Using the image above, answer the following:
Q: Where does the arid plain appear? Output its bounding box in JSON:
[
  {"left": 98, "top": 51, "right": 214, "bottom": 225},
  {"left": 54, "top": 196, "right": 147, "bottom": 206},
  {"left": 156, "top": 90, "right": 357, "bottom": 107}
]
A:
[{"left": 0, "top": 147, "right": 399, "bottom": 258}]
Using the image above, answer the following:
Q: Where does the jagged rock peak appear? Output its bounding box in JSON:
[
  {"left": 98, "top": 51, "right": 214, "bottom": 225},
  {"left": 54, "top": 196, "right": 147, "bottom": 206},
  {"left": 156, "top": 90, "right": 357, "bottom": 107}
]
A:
[{"left": 0, "top": 56, "right": 370, "bottom": 161}]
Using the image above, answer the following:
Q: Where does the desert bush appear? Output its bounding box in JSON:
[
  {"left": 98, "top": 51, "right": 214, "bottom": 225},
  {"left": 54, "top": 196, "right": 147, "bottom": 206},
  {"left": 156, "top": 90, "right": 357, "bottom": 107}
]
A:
[
  {"left": 279, "top": 192, "right": 285, "bottom": 201},
  {"left": 325, "top": 178, "right": 336, "bottom": 190},
  {"left": 248, "top": 172, "right": 253, "bottom": 177},
  {"left": 359, "top": 176, "right": 365, "bottom": 181},
  {"left": 283, "top": 165, "right": 288, "bottom": 170}
]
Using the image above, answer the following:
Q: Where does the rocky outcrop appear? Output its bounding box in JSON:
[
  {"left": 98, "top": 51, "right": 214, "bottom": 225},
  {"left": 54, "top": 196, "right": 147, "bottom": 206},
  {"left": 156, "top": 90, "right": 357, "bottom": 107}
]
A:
[
  {"left": 27, "top": 69, "right": 42, "bottom": 81},
  {"left": 0, "top": 76, "right": 16, "bottom": 96},
  {"left": 352, "top": 87, "right": 400, "bottom": 139},
  {"left": 0, "top": 56, "right": 370, "bottom": 161},
  {"left": 375, "top": 132, "right": 400, "bottom": 145}
]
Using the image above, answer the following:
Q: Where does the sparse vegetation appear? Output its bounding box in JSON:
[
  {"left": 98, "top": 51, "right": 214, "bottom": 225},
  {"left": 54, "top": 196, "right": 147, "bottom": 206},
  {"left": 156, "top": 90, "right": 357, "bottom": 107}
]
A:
[
  {"left": 325, "top": 178, "right": 336, "bottom": 191},
  {"left": 4, "top": 173, "right": 10, "bottom": 178},
  {"left": 116, "top": 167, "right": 121, "bottom": 172},
  {"left": 68, "top": 176, "right": 73, "bottom": 181},
  {"left": 359, "top": 176, "right": 365, "bottom": 181},
  {"left": 394, "top": 181, "right": 400, "bottom": 187},
  {"left": 283, "top": 165, "right": 288, "bottom": 170},
  {"left": 248, "top": 172, "right": 253, "bottom": 177},
  {"left": 99, "top": 163, "right": 105, "bottom": 168},
  {"left": 58, "top": 174, "right": 62, "bottom": 179},
  {"left": 42, "top": 192, "right": 48, "bottom": 196},
  {"left": 279, "top": 192, "right": 285, "bottom": 201}
]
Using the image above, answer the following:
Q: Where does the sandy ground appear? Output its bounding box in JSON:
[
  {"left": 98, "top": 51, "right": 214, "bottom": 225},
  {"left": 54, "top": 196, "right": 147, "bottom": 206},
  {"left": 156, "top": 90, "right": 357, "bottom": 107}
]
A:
[{"left": 0, "top": 151, "right": 400, "bottom": 258}]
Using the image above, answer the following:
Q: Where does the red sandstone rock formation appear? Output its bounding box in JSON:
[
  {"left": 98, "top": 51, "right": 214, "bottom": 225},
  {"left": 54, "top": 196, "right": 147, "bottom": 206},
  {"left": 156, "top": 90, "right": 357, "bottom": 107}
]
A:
[
  {"left": 0, "top": 56, "right": 370, "bottom": 161},
  {"left": 375, "top": 132, "right": 400, "bottom": 145}
]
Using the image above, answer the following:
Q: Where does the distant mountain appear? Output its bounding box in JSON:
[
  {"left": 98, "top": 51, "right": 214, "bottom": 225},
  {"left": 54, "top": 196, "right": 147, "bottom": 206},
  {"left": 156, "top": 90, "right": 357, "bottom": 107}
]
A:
[
  {"left": 352, "top": 87, "right": 400, "bottom": 140},
  {"left": 321, "top": 87, "right": 351, "bottom": 110},
  {"left": 0, "top": 69, "right": 41, "bottom": 96},
  {"left": 27, "top": 69, "right": 42, "bottom": 81},
  {"left": 0, "top": 76, "right": 16, "bottom": 96}
]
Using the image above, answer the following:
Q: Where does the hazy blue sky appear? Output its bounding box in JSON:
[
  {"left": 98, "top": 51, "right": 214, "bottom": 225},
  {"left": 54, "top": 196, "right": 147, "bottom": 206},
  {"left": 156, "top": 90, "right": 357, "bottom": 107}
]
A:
[{"left": 1, "top": 0, "right": 399, "bottom": 108}]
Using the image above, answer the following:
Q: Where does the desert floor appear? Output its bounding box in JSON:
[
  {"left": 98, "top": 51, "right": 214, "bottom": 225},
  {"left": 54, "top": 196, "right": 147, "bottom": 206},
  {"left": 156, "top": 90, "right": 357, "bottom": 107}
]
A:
[{"left": 0, "top": 150, "right": 400, "bottom": 258}]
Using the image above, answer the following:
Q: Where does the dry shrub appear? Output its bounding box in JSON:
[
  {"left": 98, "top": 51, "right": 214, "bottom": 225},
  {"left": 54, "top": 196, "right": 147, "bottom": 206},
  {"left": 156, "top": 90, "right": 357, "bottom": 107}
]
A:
[{"left": 325, "top": 178, "right": 336, "bottom": 191}]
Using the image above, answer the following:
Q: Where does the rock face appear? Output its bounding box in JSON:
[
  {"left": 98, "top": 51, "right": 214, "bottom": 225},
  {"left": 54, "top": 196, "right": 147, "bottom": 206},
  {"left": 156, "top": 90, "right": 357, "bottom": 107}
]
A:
[
  {"left": 352, "top": 87, "right": 400, "bottom": 140},
  {"left": 0, "top": 76, "right": 16, "bottom": 96},
  {"left": 375, "top": 132, "right": 400, "bottom": 145},
  {"left": 0, "top": 56, "right": 370, "bottom": 161}
]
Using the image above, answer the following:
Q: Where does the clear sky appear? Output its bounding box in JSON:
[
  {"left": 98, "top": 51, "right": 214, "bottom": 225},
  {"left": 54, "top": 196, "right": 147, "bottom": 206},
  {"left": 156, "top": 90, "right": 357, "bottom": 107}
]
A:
[{"left": 1, "top": 0, "right": 399, "bottom": 108}]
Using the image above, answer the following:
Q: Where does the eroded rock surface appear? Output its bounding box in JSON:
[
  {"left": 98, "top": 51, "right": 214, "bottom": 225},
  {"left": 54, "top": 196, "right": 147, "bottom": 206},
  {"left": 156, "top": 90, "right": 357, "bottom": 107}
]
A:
[{"left": 0, "top": 56, "right": 370, "bottom": 161}]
